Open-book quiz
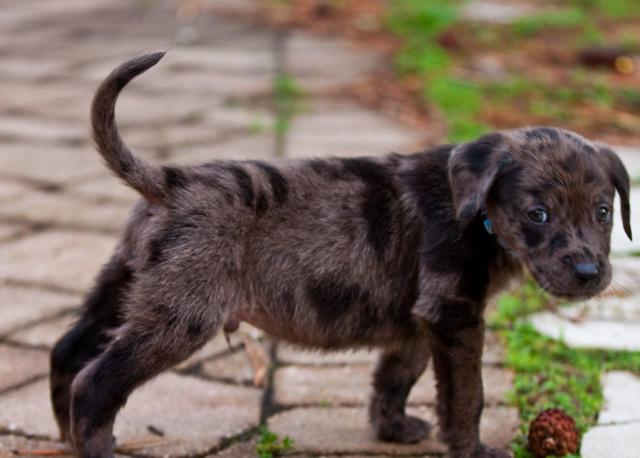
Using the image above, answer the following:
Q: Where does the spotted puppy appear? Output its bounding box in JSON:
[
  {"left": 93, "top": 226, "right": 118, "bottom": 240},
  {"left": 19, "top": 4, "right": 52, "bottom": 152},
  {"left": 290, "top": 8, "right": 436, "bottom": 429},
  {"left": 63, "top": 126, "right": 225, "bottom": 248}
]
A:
[{"left": 50, "top": 52, "right": 632, "bottom": 458}]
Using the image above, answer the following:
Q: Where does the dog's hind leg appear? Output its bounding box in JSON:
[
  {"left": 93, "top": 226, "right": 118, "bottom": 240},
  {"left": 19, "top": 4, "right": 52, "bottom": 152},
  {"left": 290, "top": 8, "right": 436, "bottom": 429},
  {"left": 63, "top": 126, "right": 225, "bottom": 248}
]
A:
[
  {"left": 369, "top": 340, "right": 431, "bottom": 444},
  {"left": 68, "top": 272, "right": 230, "bottom": 458},
  {"left": 49, "top": 252, "right": 132, "bottom": 441}
]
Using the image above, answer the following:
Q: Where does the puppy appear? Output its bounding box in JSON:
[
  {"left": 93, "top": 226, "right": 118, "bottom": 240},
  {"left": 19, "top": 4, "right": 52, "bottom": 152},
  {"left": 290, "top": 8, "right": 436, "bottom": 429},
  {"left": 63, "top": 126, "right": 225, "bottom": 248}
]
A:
[{"left": 50, "top": 52, "right": 632, "bottom": 458}]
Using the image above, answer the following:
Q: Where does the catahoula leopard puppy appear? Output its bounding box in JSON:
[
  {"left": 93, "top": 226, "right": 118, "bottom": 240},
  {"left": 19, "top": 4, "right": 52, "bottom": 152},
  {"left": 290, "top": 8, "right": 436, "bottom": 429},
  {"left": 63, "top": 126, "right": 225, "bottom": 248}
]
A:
[{"left": 50, "top": 52, "right": 632, "bottom": 458}]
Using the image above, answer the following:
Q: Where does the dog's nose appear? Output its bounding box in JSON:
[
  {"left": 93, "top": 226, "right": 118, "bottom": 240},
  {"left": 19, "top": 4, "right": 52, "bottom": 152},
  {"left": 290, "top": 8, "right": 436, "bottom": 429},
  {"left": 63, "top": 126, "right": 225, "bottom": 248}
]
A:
[{"left": 572, "top": 262, "right": 600, "bottom": 283}]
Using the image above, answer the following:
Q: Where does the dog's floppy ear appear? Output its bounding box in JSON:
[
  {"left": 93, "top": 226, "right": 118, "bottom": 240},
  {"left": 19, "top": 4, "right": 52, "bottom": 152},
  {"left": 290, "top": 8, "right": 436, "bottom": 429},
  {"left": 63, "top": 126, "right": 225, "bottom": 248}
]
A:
[
  {"left": 448, "top": 133, "right": 509, "bottom": 223},
  {"left": 600, "top": 146, "right": 632, "bottom": 240}
]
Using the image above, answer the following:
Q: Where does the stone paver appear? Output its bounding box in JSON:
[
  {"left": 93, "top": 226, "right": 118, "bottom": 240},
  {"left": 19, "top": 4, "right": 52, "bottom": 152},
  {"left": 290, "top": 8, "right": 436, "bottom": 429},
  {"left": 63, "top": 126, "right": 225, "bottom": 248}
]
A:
[
  {"left": 207, "top": 438, "right": 259, "bottom": 458},
  {"left": 69, "top": 175, "right": 141, "bottom": 205},
  {"left": 0, "top": 191, "right": 131, "bottom": 233},
  {"left": 582, "top": 371, "right": 640, "bottom": 458},
  {"left": 0, "top": 285, "right": 78, "bottom": 336},
  {"left": 530, "top": 312, "right": 640, "bottom": 350},
  {"left": 200, "top": 350, "right": 257, "bottom": 385},
  {"left": 0, "top": 344, "right": 48, "bottom": 393},
  {"left": 0, "top": 116, "right": 87, "bottom": 146},
  {"left": 286, "top": 32, "right": 380, "bottom": 92},
  {"left": 582, "top": 422, "right": 640, "bottom": 458},
  {"left": 287, "top": 99, "right": 423, "bottom": 158},
  {"left": 596, "top": 371, "right": 640, "bottom": 425},
  {"left": 0, "top": 144, "right": 104, "bottom": 184},
  {"left": 274, "top": 365, "right": 512, "bottom": 407},
  {"left": 7, "top": 313, "right": 77, "bottom": 348},
  {"left": 0, "top": 374, "right": 261, "bottom": 457},
  {"left": 268, "top": 406, "right": 517, "bottom": 456},
  {"left": 0, "top": 223, "right": 24, "bottom": 242},
  {"left": 0, "top": 230, "right": 117, "bottom": 292},
  {"left": 114, "top": 373, "right": 262, "bottom": 457},
  {"left": 171, "top": 133, "right": 276, "bottom": 165},
  {"left": 0, "top": 181, "right": 32, "bottom": 202}
]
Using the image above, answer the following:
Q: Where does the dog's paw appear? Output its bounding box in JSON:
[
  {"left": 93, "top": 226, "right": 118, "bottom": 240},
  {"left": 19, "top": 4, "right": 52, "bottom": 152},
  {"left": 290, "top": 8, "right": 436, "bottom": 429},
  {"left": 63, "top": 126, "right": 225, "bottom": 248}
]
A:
[
  {"left": 376, "top": 415, "right": 432, "bottom": 444},
  {"left": 471, "top": 443, "right": 511, "bottom": 458}
]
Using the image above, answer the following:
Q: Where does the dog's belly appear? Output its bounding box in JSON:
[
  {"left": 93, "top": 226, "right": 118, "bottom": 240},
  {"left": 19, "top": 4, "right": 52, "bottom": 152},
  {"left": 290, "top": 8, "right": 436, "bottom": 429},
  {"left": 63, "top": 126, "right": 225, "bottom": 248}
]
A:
[{"left": 227, "top": 306, "right": 419, "bottom": 350}]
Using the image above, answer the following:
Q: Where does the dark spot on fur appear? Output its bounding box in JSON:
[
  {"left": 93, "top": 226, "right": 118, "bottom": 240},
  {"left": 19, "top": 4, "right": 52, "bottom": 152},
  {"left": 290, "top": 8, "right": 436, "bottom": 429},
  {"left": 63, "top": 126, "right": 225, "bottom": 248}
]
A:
[
  {"left": 255, "top": 162, "right": 289, "bottom": 205},
  {"left": 561, "top": 154, "right": 580, "bottom": 173},
  {"left": 585, "top": 171, "right": 597, "bottom": 183},
  {"left": 225, "top": 165, "right": 254, "bottom": 208},
  {"left": 549, "top": 232, "right": 568, "bottom": 251},
  {"left": 255, "top": 192, "right": 268, "bottom": 216},
  {"left": 577, "top": 228, "right": 584, "bottom": 239},
  {"left": 118, "top": 157, "right": 133, "bottom": 175},
  {"left": 163, "top": 166, "right": 188, "bottom": 189},
  {"left": 583, "top": 247, "right": 593, "bottom": 258},
  {"left": 147, "top": 210, "right": 205, "bottom": 265},
  {"left": 525, "top": 127, "right": 560, "bottom": 143},
  {"left": 400, "top": 146, "right": 501, "bottom": 303},
  {"left": 430, "top": 298, "right": 482, "bottom": 345},
  {"left": 494, "top": 165, "right": 522, "bottom": 205},
  {"left": 51, "top": 262, "right": 130, "bottom": 379},
  {"left": 280, "top": 289, "right": 296, "bottom": 314},
  {"left": 309, "top": 159, "right": 344, "bottom": 180},
  {"left": 462, "top": 133, "right": 502, "bottom": 176},
  {"left": 307, "top": 277, "right": 369, "bottom": 324},
  {"left": 521, "top": 223, "right": 545, "bottom": 248},
  {"left": 451, "top": 163, "right": 466, "bottom": 177},
  {"left": 341, "top": 158, "right": 398, "bottom": 257},
  {"left": 187, "top": 318, "right": 203, "bottom": 336},
  {"left": 154, "top": 303, "right": 178, "bottom": 328}
]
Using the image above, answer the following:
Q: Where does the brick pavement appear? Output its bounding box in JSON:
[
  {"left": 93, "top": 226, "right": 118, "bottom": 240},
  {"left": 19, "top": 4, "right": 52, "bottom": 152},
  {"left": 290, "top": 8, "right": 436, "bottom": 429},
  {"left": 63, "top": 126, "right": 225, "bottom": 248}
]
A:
[{"left": 0, "top": 1, "right": 517, "bottom": 456}]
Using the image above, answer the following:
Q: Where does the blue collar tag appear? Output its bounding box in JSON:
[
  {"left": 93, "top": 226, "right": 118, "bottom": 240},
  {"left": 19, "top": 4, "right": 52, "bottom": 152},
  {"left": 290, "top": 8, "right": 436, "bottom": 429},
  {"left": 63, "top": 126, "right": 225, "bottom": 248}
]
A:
[
  {"left": 482, "top": 215, "right": 493, "bottom": 234},
  {"left": 482, "top": 211, "right": 516, "bottom": 256}
]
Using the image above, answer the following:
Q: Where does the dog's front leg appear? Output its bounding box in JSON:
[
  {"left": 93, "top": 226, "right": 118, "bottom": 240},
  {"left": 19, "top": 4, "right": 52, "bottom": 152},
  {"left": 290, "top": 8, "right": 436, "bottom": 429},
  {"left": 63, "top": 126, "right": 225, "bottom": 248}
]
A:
[
  {"left": 369, "top": 340, "right": 431, "bottom": 444},
  {"left": 429, "top": 318, "right": 508, "bottom": 458}
]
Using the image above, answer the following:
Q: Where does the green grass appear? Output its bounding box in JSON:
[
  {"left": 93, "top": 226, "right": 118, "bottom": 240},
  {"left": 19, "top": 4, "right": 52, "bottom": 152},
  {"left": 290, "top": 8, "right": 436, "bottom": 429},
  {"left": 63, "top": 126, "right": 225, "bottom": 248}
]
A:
[
  {"left": 273, "top": 73, "right": 303, "bottom": 138},
  {"left": 617, "top": 87, "right": 640, "bottom": 111},
  {"left": 256, "top": 425, "right": 294, "bottom": 458},
  {"left": 386, "top": 0, "right": 488, "bottom": 141},
  {"left": 387, "top": 0, "right": 458, "bottom": 42},
  {"left": 511, "top": 8, "right": 587, "bottom": 37},
  {"left": 489, "top": 280, "right": 640, "bottom": 458},
  {"left": 569, "top": 0, "right": 640, "bottom": 18}
]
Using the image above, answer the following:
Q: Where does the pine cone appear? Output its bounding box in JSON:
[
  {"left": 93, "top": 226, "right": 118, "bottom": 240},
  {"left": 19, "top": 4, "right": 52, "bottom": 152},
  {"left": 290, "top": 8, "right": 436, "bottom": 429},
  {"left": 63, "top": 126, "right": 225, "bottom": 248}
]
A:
[{"left": 528, "top": 409, "right": 579, "bottom": 457}]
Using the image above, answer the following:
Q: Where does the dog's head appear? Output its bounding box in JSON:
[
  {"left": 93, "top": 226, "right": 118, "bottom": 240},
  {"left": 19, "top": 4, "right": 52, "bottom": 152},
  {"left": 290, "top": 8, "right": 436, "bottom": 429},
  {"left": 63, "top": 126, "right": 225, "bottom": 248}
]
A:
[{"left": 448, "top": 126, "right": 632, "bottom": 299}]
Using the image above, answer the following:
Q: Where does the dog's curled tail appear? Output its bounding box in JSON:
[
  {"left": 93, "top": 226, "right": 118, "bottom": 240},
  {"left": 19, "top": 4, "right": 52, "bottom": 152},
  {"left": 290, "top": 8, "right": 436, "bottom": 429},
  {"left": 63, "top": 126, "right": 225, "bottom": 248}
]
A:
[{"left": 91, "top": 51, "right": 167, "bottom": 204}]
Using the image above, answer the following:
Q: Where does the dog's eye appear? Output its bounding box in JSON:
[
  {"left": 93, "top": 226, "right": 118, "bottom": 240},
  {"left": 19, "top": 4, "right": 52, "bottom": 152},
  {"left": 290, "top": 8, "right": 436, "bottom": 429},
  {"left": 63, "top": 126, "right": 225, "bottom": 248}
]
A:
[
  {"left": 528, "top": 208, "right": 548, "bottom": 224},
  {"left": 596, "top": 206, "right": 612, "bottom": 224}
]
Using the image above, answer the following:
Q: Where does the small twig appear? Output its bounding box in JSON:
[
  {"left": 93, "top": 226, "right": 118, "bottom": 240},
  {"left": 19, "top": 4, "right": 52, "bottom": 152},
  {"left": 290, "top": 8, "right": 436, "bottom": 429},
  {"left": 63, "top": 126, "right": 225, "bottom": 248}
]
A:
[
  {"left": 241, "top": 333, "right": 270, "bottom": 387},
  {"left": 12, "top": 447, "right": 71, "bottom": 456},
  {"left": 115, "top": 437, "right": 175, "bottom": 453}
]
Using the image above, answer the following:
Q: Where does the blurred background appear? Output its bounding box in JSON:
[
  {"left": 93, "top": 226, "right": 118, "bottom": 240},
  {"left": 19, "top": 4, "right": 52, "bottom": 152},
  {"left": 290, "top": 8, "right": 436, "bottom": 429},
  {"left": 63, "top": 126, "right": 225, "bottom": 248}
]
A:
[{"left": 0, "top": 1, "right": 639, "bottom": 457}]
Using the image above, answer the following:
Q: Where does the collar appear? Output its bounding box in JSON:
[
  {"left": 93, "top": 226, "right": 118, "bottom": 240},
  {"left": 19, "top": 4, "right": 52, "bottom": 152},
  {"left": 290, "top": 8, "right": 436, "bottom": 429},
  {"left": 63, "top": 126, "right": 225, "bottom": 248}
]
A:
[{"left": 481, "top": 210, "right": 517, "bottom": 257}]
